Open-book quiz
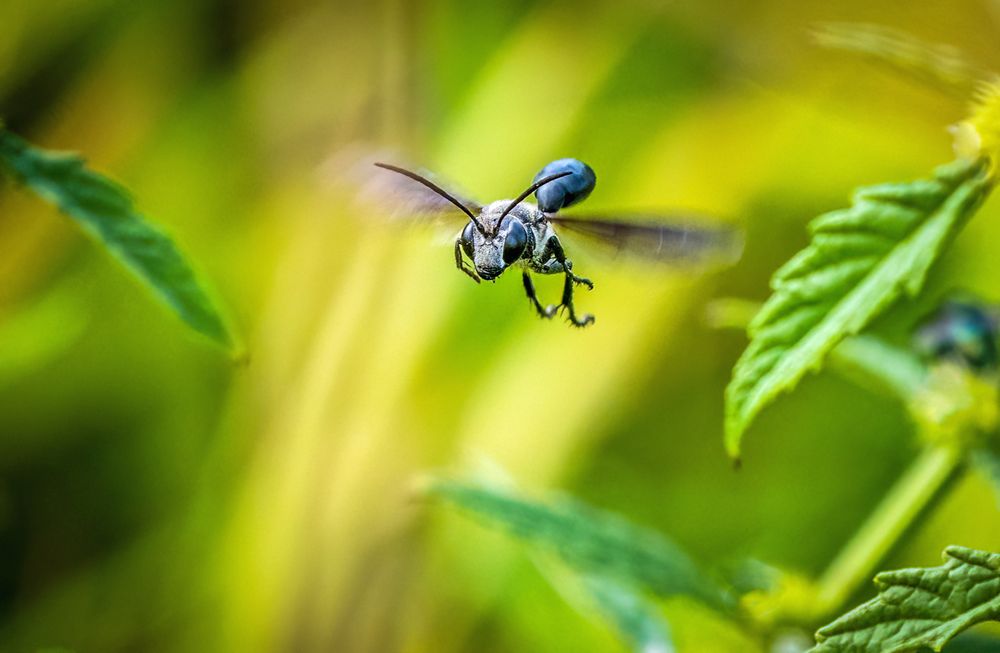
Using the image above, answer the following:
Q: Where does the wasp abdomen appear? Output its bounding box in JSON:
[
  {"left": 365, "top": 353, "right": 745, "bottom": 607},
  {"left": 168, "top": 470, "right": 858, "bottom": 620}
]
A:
[{"left": 533, "top": 158, "right": 596, "bottom": 213}]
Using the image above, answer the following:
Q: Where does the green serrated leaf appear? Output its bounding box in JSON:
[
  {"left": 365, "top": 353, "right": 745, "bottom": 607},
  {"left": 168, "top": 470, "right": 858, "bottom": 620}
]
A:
[
  {"left": 427, "top": 478, "right": 734, "bottom": 612},
  {"left": 0, "top": 129, "right": 236, "bottom": 351},
  {"left": 725, "top": 159, "right": 991, "bottom": 458},
  {"left": 811, "top": 546, "right": 1000, "bottom": 653}
]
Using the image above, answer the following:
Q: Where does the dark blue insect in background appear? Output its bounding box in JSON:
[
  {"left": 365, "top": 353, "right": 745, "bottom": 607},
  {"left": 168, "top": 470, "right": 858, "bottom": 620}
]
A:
[
  {"left": 372, "top": 158, "right": 741, "bottom": 327},
  {"left": 915, "top": 300, "right": 1000, "bottom": 371}
]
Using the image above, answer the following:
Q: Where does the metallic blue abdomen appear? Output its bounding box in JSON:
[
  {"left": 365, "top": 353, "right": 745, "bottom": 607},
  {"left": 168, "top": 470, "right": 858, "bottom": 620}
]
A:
[{"left": 533, "top": 158, "right": 596, "bottom": 213}]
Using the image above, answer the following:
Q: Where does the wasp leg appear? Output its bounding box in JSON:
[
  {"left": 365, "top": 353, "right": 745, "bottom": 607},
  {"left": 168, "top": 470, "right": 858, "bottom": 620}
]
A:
[
  {"left": 562, "top": 259, "right": 593, "bottom": 290},
  {"left": 545, "top": 239, "right": 594, "bottom": 327},
  {"left": 556, "top": 270, "right": 595, "bottom": 327},
  {"left": 522, "top": 271, "right": 556, "bottom": 319},
  {"left": 455, "top": 238, "right": 480, "bottom": 283},
  {"left": 540, "top": 237, "right": 593, "bottom": 288}
]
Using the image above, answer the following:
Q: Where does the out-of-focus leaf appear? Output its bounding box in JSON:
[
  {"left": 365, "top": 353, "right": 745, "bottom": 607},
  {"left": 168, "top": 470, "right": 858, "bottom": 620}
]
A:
[
  {"left": 812, "top": 23, "right": 988, "bottom": 96},
  {"left": 725, "top": 159, "right": 991, "bottom": 459},
  {"left": 810, "top": 546, "right": 1000, "bottom": 653},
  {"left": 582, "top": 575, "right": 675, "bottom": 653},
  {"left": 541, "top": 559, "right": 675, "bottom": 653},
  {"left": 426, "top": 478, "right": 734, "bottom": 612},
  {"left": 0, "top": 129, "right": 236, "bottom": 351}
]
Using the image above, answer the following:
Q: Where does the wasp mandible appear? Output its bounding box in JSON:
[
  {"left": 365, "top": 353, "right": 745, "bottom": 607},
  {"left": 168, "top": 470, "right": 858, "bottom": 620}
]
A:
[{"left": 373, "top": 158, "right": 740, "bottom": 327}]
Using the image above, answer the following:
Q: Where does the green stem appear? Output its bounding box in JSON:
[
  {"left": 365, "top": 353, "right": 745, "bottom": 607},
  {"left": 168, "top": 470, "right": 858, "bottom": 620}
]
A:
[
  {"left": 827, "top": 335, "right": 927, "bottom": 401},
  {"left": 812, "top": 444, "right": 964, "bottom": 619},
  {"left": 706, "top": 299, "right": 926, "bottom": 402}
]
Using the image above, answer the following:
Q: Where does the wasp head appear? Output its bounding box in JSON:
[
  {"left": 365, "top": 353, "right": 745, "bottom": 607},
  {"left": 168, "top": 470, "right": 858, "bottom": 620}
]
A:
[{"left": 460, "top": 201, "right": 533, "bottom": 281}]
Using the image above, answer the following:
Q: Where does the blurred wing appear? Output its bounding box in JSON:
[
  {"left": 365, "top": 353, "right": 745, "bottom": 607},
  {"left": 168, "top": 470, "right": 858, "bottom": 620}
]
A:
[
  {"left": 323, "top": 147, "right": 481, "bottom": 225},
  {"left": 361, "top": 161, "right": 481, "bottom": 224},
  {"left": 811, "top": 22, "right": 988, "bottom": 97},
  {"left": 548, "top": 213, "right": 742, "bottom": 267}
]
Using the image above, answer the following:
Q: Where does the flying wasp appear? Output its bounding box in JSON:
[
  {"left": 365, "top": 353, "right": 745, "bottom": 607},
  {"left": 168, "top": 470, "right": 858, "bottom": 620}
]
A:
[{"left": 372, "top": 158, "right": 740, "bottom": 327}]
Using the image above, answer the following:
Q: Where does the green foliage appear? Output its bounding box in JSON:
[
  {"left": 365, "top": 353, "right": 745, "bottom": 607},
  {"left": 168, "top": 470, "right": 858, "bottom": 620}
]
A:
[
  {"left": 811, "top": 546, "right": 1000, "bottom": 653},
  {"left": 707, "top": 299, "right": 928, "bottom": 403},
  {"left": 0, "top": 128, "right": 235, "bottom": 351},
  {"left": 825, "top": 334, "right": 926, "bottom": 402},
  {"left": 427, "top": 478, "right": 734, "bottom": 612},
  {"left": 542, "top": 565, "right": 675, "bottom": 653},
  {"left": 6, "top": 5, "right": 1000, "bottom": 653},
  {"left": 725, "top": 159, "right": 991, "bottom": 458},
  {"left": 580, "top": 574, "right": 675, "bottom": 653}
]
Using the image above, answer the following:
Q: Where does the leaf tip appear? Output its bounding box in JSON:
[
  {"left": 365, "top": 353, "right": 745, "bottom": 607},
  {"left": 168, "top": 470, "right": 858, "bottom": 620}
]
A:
[{"left": 724, "top": 419, "right": 744, "bottom": 462}]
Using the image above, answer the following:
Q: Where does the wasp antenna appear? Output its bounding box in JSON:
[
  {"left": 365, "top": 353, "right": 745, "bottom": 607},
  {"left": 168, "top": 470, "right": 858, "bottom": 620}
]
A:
[
  {"left": 373, "top": 162, "right": 487, "bottom": 233},
  {"left": 498, "top": 171, "right": 573, "bottom": 222}
]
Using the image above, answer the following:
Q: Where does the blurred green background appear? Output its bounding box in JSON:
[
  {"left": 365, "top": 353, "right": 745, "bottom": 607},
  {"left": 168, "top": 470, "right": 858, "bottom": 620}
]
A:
[{"left": 2, "top": 0, "right": 1000, "bottom": 651}]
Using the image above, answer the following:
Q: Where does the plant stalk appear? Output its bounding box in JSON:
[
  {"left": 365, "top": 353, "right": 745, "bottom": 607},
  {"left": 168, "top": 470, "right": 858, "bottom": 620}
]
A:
[{"left": 812, "top": 444, "right": 964, "bottom": 619}]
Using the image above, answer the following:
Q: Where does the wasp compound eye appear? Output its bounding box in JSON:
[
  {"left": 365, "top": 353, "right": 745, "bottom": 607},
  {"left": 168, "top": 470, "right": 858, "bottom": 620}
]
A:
[
  {"left": 502, "top": 219, "right": 528, "bottom": 264},
  {"left": 533, "top": 158, "right": 596, "bottom": 213},
  {"left": 460, "top": 221, "right": 476, "bottom": 259}
]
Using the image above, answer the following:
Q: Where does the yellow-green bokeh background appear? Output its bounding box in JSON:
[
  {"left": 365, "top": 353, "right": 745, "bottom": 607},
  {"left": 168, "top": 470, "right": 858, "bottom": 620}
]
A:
[{"left": 2, "top": 1, "right": 1000, "bottom": 651}]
